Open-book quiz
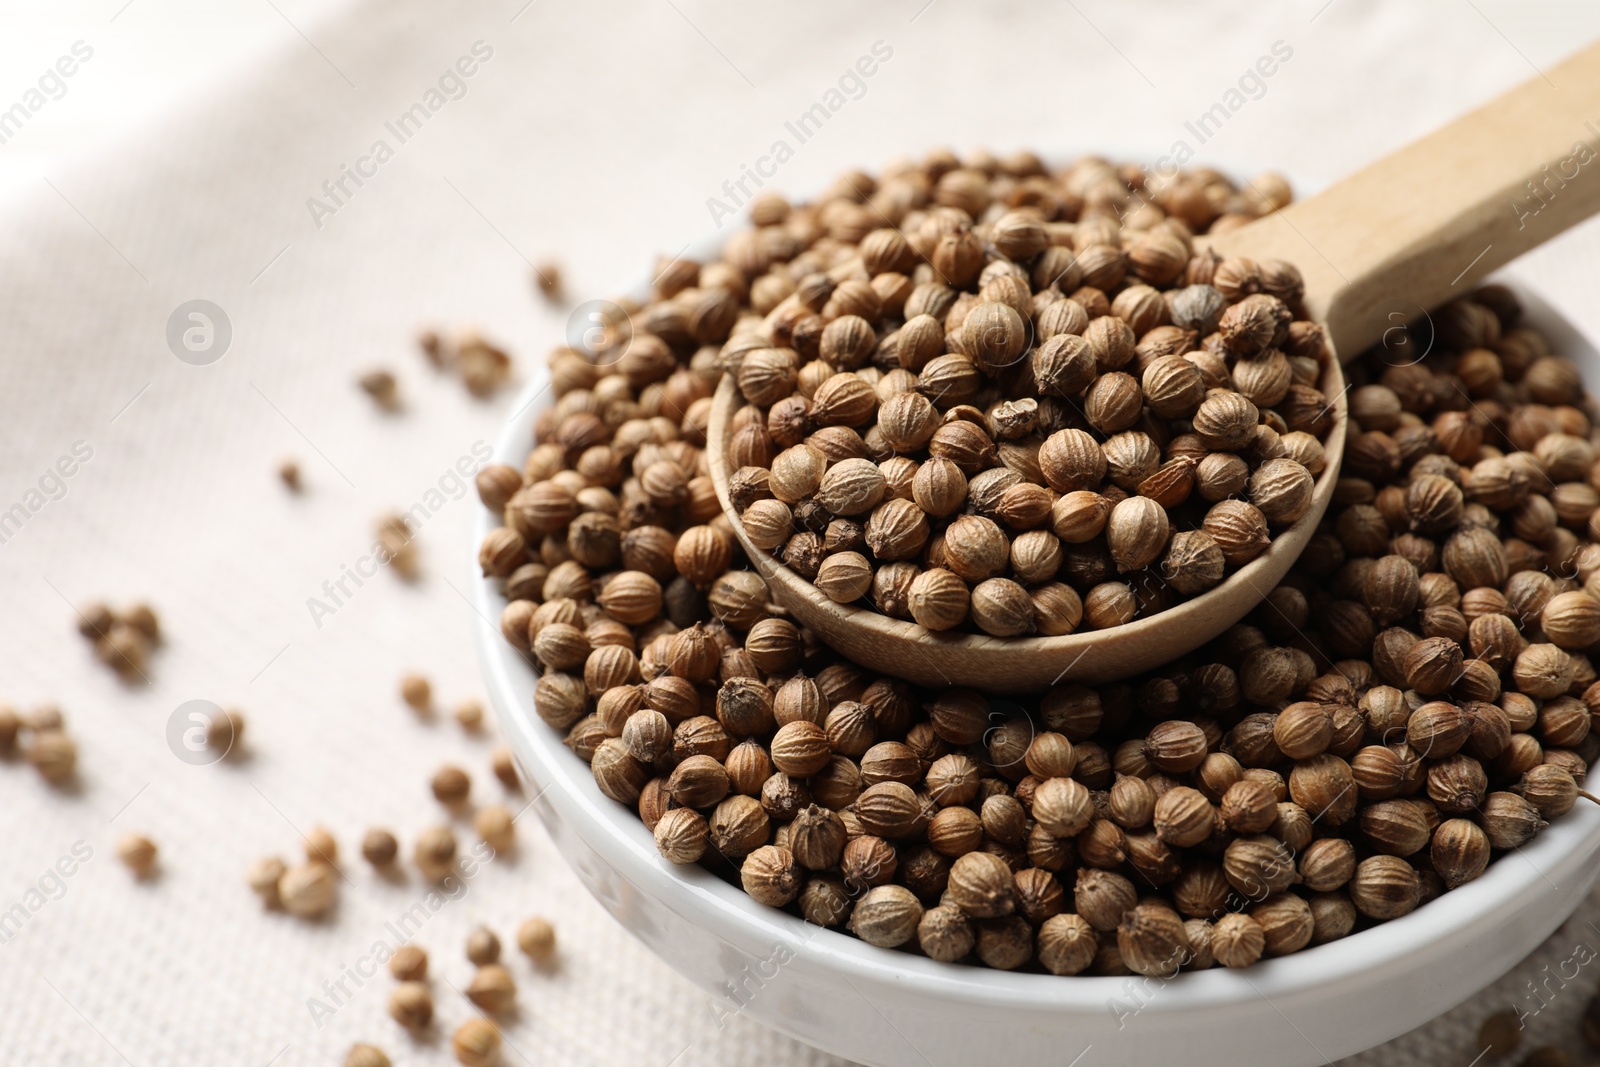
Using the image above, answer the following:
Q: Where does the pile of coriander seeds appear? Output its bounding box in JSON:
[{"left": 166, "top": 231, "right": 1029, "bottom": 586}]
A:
[
  {"left": 721, "top": 160, "right": 1333, "bottom": 636},
  {"left": 481, "top": 149, "right": 1597, "bottom": 977}
]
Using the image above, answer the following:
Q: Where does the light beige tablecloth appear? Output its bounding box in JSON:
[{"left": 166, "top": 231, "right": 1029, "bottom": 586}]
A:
[{"left": 4, "top": 1, "right": 1600, "bottom": 1063}]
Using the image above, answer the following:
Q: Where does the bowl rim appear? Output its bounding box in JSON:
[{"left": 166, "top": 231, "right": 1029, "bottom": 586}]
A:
[
  {"left": 474, "top": 267, "right": 1600, "bottom": 1017},
  {"left": 472, "top": 136, "right": 1600, "bottom": 1023}
]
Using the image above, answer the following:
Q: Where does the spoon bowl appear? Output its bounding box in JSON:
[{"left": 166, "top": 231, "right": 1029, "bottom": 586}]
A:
[{"left": 707, "top": 360, "right": 1347, "bottom": 691}]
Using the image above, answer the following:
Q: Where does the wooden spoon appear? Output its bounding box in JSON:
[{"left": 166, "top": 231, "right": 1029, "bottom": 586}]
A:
[
  {"left": 1219, "top": 40, "right": 1600, "bottom": 357},
  {"left": 708, "top": 43, "right": 1600, "bottom": 692}
]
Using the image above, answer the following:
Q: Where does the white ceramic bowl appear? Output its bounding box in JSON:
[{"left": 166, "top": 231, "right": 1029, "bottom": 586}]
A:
[{"left": 475, "top": 273, "right": 1600, "bottom": 1066}]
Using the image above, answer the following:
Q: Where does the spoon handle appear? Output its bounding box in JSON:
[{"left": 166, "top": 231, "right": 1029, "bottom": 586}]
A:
[{"left": 1217, "top": 39, "right": 1600, "bottom": 357}]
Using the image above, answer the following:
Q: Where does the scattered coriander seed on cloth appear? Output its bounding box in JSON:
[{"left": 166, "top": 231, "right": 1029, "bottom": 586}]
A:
[
  {"left": 279, "top": 860, "right": 337, "bottom": 918},
  {"left": 388, "top": 944, "right": 428, "bottom": 982},
  {"left": 115, "top": 834, "right": 158, "bottom": 877},
  {"left": 388, "top": 981, "right": 432, "bottom": 1029},
  {"left": 516, "top": 916, "right": 556, "bottom": 961},
  {"left": 453, "top": 1017, "right": 502, "bottom": 1067}
]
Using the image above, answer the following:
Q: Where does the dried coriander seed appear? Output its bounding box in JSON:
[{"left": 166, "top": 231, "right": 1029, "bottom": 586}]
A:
[
  {"left": 970, "top": 578, "right": 1034, "bottom": 636},
  {"left": 464, "top": 927, "right": 499, "bottom": 966},
  {"left": 1252, "top": 893, "right": 1314, "bottom": 956},
  {"left": 466, "top": 964, "right": 517, "bottom": 1013},
  {"left": 948, "top": 852, "right": 1015, "bottom": 918},
  {"left": 1476, "top": 1010, "right": 1522, "bottom": 1057},
  {"left": 790, "top": 805, "right": 847, "bottom": 869},
  {"left": 25, "top": 729, "right": 76, "bottom": 784},
  {"left": 1106, "top": 496, "right": 1169, "bottom": 573},
  {"left": 95, "top": 622, "right": 148, "bottom": 678},
  {"left": 1518, "top": 1049, "right": 1573, "bottom": 1067},
  {"left": 741, "top": 845, "right": 803, "bottom": 906},
  {"left": 1075, "top": 869, "right": 1137, "bottom": 932},
  {"left": 918, "top": 903, "right": 976, "bottom": 962},
  {"left": 389, "top": 982, "right": 433, "bottom": 1029},
  {"left": 1431, "top": 818, "right": 1490, "bottom": 887},
  {"left": 247, "top": 856, "right": 287, "bottom": 908},
  {"left": 623, "top": 708, "right": 673, "bottom": 761},
  {"left": 815, "top": 551, "right": 874, "bottom": 603},
  {"left": 909, "top": 568, "right": 971, "bottom": 631},
  {"left": 1349, "top": 855, "right": 1421, "bottom": 919},
  {"left": 491, "top": 745, "right": 520, "bottom": 790},
  {"left": 474, "top": 804, "right": 516, "bottom": 853},
  {"left": 1144, "top": 720, "right": 1207, "bottom": 773},
  {"left": 1037, "top": 913, "right": 1098, "bottom": 975},
  {"left": 1224, "top": 835, "right": 1296, "bottom": 898},
  {"left": 533, "top": 259, "right": 563, "bottom": 298},
  {"left": 279, "top": 861, "right": 337, "bottom": 918},
  {"left": 376, "top": 515, "right": 419, "bottom": 579},
  {"left": 1519, "top": 764, "right": 1579, "bottom": 818},
  {"left": 207, "top": 707, "right": 245, "bottom": 756},
  {"left": 516, "top": 916, "right": 556, "bottom": 961},
  {"left": 304, "top": 826, "right": 338, "bottom": 867},
  {"left": 359, "top": 369, "right": 400, "bottom": 410},
  {"left": 400, "top": 673, "right": 432, "bottom": 712},
  {"left": 116, "top": 833, "right": 158, "bottom": 878},
  {"left": 771, "top": 721, "right": 832, "bottom": 777},
  {"left": 1033, "top": 776, "right": 1093, "bottom": 838},
  {"left": 1220, "top": 779, "right": 1278, "bottom": 834},
  {"left": 122, "top": 602, "right": 161, "bottom": 644},
  {"left": 432, "top": 764, "right": 472, "bottom": 805},
  {"left": 1153, "top": 787, "right": 1214, "bottom": 848},
  {"left": 476, "top": 464, "right": 523, "bottom": 510},
  {"left": 454, "top": 699, "right": 485, "bottom": 731},
  {"left": 451, "top": 1017, "right": 499, "bottom": 1067},
  {"left": 1299, "top": 838, "right": 1356, "bottom": 892},
  {"left": 344, "top": 1044, "right": 391, "bottom": 1067},
  {"left": 1184, "top": 918, "right": 1216, "bottom": 970},
  {"left": 668, "top": 754, "right": 731, "bottom": 809},
  {"left": 1212, "top": 913, "right": 1265, "bottom": 968},
  {"left": 389, "top": 944, "right": 428, "bottom": 981},
  {"left": 414, "top": 826, "right": 458, "bottom": 881},
  {"left": 654, "top": 807, "right": 709, "bottom": 863},
  {"left": 1117, "top": 902, "right": 1190, "bottom": 977},
  {"left": 977, "top": 915, "right": 1035, "bottom": 970},
  {"left": 849, "top": 885, "right": 923, "bottom": 947}
]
